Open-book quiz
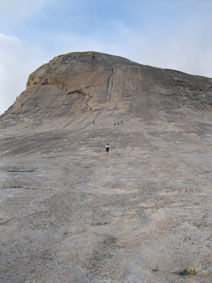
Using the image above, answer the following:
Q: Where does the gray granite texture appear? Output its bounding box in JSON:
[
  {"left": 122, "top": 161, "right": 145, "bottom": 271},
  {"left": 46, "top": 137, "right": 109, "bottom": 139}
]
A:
[{"left": 0, "top": 52, "right": 212, "bottom": 282}]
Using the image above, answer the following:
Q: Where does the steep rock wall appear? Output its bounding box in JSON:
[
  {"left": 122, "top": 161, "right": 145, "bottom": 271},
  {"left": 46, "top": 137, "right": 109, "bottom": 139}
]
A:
[{"left": 2, "top": 51, "right": 212, "bottom": 125}]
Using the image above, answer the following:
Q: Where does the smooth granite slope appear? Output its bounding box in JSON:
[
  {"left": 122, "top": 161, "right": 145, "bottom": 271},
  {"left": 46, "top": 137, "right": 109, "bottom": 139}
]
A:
[{"left": 0, "top": 52, "right": 212, "bottom": 282}]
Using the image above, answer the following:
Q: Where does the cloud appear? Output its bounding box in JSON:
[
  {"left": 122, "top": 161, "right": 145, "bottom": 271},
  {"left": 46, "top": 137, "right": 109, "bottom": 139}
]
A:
[
  {"left": 0, "top": 33, "right": 51, "bottom": 114},
  {"left": 0, "top": 0, "right": 49, "bottom": 24}
]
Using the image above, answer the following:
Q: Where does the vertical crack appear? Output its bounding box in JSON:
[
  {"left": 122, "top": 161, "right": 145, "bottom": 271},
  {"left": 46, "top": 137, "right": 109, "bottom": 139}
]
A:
[{"left": 106, "top": 68, "right": 114, "bottom": 101}]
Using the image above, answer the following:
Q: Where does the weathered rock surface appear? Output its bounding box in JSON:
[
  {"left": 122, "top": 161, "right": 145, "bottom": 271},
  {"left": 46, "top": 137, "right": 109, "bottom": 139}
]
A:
[
  {"left": 0, "top": 52, "right": 212, "bottom": 282},
  {"left": 2, "top": 51, "right": 212, "bottom": 128}
]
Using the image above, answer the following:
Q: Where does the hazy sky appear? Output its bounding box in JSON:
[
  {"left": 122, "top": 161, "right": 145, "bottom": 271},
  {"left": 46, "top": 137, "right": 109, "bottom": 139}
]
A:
[{"left": 0, "top": 0, "right": 212, "bottom": 114}]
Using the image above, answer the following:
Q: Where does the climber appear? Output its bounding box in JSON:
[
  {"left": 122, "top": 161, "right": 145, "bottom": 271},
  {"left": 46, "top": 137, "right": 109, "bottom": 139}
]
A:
[{"left": 106, "top": 143, "right": 110, "bottom": 155}]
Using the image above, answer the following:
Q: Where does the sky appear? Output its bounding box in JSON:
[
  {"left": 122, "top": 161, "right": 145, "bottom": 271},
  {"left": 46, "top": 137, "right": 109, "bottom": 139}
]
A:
[{"left": 0, "top": 0, "right": 212, "bottom": 114}]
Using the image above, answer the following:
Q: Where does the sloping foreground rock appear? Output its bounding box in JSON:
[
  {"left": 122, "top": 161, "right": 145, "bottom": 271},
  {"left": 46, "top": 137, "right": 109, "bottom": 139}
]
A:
[{"left": 0, "top": 52, "right": 212, "bottom": 282}]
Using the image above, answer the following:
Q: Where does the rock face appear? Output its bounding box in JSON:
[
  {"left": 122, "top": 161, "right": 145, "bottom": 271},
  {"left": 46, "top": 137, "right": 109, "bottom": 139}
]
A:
[
  {"left": 0, "top": 52, "right": 212, "bottom": 282},
  {"left": 2, "top": 51, "right": 212, "bottom": 126}
]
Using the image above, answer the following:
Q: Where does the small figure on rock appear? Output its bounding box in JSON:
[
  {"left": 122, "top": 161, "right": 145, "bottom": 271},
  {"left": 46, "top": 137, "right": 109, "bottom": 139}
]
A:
[{"left": 106, "top": 143, "right": 110, "bottom": 155}]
